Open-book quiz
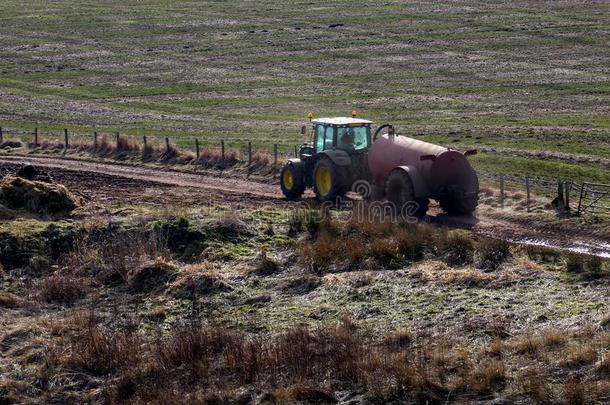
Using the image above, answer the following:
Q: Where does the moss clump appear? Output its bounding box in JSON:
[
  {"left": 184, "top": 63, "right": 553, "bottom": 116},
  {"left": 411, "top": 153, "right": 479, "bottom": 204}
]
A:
[{"left": 0, "top": 176, "right": 81, "bottom": 215}]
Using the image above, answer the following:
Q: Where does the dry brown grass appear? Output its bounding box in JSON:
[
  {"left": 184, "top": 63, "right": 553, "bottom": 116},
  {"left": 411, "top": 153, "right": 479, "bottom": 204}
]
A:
[
  {"left": 62, "top": 228, "right": 169, "bottom": 285},
  {"left": 0, "top": 311, "right": 603, "bottom": 404},
  {"left": 36, "top": 272, "right": 89, "bottom": 304},
  {"left": 511, "top": 328, "right": 567, "bottom": 356},
  {"left": 168, "top": 262, "right": 230, "bottom": 298},
  {"left": 299, "top": 218, "right": 435, "bottom": 272},
  {"left": 439, "top": 229, "right": 475, "bottom": 266},
  {"left": 0, "top": 291, "right": 25, "bottom": 308},
  {"left": 562, "top": 344, "right": 598, "bottom": 367},
  {"left": 597, "top": 351, "right": 610, "bottom": 376},
  {"left": 470, "top": 358, "right": 506, "bottom": 394},
  {"left": 253, "top": 249, "right": 280, "bottom": 275},
  {"left": 29, "top": 137, "right": 266, "bottom": 170},
  {"left": 478, "top": 237, "right": 511, "bottom": 270}
]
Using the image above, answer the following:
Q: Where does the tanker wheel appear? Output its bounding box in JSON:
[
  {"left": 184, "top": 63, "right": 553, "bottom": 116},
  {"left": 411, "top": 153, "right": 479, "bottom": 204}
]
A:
[
  {"left": 385, "top": 170, "right": 428, "bottom": 217},
  {"left": 313, "top": 158, "right": 345, "bottom": 202},
  {"left": 439, "top": 194, "right": 479, "bottom": 216},
  {"left": 280, "top": 163, "right": 306, "bottom": 200}
]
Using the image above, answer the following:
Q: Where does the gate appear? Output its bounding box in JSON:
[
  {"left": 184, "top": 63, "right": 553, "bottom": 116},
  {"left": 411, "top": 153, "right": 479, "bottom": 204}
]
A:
[{"left": 576, "top": 182, "right": 610, "bottom": 216}]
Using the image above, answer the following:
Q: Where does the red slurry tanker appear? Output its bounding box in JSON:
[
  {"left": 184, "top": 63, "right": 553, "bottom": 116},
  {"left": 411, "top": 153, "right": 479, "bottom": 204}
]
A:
[{"left": 280, "top": 113, "right": 479, "bottom": 216}]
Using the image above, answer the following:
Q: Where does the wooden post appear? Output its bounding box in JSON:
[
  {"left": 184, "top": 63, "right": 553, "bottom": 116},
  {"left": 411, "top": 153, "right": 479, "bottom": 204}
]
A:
[
  {"left": 64, "top": 129, "right": 69, "bottom": 149},
  {"left": 142, "top": 135, "right": 147, "bottom": 148},
  {"left": 165, "top": 137, "right": 170, "bottom": 152},
  {"left": 525, "top": 177, "right": 531, "bottom": 213},
  {"left": 195, "top": 138, "right": 200, "bottom": 160},
  {"left": 294, "top": 145, "right": 298, "bottom": 157},
  {"left": 564, "top": 181, "right": 571, "bottom": 211},
  {"left": 116, "top": 132, "right": 120, "bottom": 149},
  {"left": 500, "top": 175, "right": 505, "bottom": 208},
  {"left": 34, "top": 127, "right": 38, "bottom": 146},
  {"left": 557, "top": 180, "right": 564, "bottom": 210},
  {"left": 221, "top": 139, "right": 225, "bottom": 160},
  {"left": 577, "top": 183, "right": 585, "bottom": 216},
  {"left": 274, "top": 143, "right": 278, "bottom": 165},
  {"left": 248, "top": 141, "right": 252, "bottom": 165},
  {"left": 0, "top": 127, "right": 3, "bottom": 143},
  {"left": 94, "top": 132, "right": 98, "bottom": 148}
]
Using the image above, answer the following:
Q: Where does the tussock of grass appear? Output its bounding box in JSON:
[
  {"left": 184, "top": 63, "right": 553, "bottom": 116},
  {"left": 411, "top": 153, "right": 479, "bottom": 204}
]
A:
[
  {"left": 169, "top": 262, "right": 231, "bottom": 298},
  {"left": 439, "top": 229, "right": 475, "bottom": 266},
  {"left": 36, "top": 272, "right": 89, "bottom": 304},
  {"left": 0, "top": 291, "right": 25, "bottom": 308}
]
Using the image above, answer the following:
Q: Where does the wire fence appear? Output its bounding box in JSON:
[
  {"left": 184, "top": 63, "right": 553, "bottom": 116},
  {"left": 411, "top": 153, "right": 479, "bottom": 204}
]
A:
[
  {"left": 479, "top": 172, "right": 609, "bottom": 216},
  {"left": 1, "top": 125, "right": 608, "bottom": 216},
  {"left": 0, "top": 125, "right": 302, "bottom": 165}
]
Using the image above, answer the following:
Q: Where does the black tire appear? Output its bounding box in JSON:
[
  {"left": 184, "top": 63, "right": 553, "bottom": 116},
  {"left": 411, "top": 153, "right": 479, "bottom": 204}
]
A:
[
  {"left": 438, "top": 169, "right": 479, "bottom": 216},
  {"left": 439, "top": 194, "right": 479, "bottom": 216},
  {"left": 385, "top": 170, "right": 428, "bottom": 217},
  {"left": 313, "top": 158, "right": 345, "bottom": 202},
  {"left": 280, "top": 163, "right": 306, "bottom": 200}
]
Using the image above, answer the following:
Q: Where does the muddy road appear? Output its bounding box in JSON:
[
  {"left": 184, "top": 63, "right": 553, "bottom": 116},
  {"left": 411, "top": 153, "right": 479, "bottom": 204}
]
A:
[{"left": 1, "top": 155, "right": 608, "bottom": 257}]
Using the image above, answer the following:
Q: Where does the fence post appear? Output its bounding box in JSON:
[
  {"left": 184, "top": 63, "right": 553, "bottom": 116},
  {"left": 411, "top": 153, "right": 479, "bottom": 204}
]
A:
[
  {"left": 94, "top": 132, "right": 98, "bottom": 148},
  {"left": 294, "top": 145, "right": 298, "bottom": 157},
  {"left": 0, "top": 127, "right": 3, "bottom": 143},
  {"left": 142, "top": 135, "right": 147, "bottom": 149},
  {"left": 64, "top": 129, "right": 69, "bottom": 149},
  {"left": 248, "top": 141, "right": 252, "bottom": 165},
  {"left": 577, "top": 183, "right": 585, "bottom": 216},
  {"left": 274, "top": 144, "right": 278, "bottom": 165},
  {"left": 525, "top": 177, "right": 531, "bottom": 213},
  {"left": 500, "top": 175, "right": 505, "bottom": 208},
  {"left": 557, "top": 180, "right": 564, "bottom": 210},
  {"left": 221, "top": 139, "right": 225, "bottom": 161},
  {"left": 116, "top": 132, "right": 120, "bottom": 149},
  {"left": 34, "top": 127, "right": 38, "bottom": 146},
  {"left": 564, "top": 181, "right": 571, "bottom": 211},
  {"left": 195, "top": 138, "right": 200, "bottom": 160},
  {"left": 165, "top": 137, "right": 170, "bottom": 152}
]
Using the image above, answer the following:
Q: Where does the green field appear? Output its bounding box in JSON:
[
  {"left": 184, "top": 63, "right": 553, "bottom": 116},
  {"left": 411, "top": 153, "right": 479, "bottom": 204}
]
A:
[{"left": 0, "top": 0, "right": 608, "bottom": 180}]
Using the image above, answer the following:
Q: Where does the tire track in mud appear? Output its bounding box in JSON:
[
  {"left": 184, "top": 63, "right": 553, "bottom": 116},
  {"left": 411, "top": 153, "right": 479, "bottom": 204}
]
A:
[
  {"left": 0, "top": 155, "right": 281, "bottom": 198},
  {"left": 1, "top": 154, "right": 608, "bottom": 257}
]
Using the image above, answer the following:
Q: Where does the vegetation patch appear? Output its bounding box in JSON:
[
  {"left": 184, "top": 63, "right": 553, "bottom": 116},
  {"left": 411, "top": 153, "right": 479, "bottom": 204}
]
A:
[{"left": 0, "top": 175, "right": 81, "bottom": 216}]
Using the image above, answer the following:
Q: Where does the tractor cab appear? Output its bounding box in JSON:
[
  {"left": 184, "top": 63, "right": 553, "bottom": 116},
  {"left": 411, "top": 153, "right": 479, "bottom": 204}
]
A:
[
  {"left": 310, "top": 117, "right": 372, "bottom": 155},
  {"left": 280, "top": 114, "right": 374, "bottom": 201}
]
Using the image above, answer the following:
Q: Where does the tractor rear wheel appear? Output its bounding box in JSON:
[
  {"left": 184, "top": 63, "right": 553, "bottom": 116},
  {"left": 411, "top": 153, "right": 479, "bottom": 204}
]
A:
[
  {"left": 280, "top": 163, "right": 306, "bottom": 200},
  {"left": 385, "top": 170, "right": 428, "bottom": 217},
  {"left": 313, "top": 158, "right": 345, "bottom": 202}
]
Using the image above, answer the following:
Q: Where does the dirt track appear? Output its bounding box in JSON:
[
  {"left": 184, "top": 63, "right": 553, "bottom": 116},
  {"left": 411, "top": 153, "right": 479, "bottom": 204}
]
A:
[{"left": 1, "top": 155, "right": 608, "bottom": 257}]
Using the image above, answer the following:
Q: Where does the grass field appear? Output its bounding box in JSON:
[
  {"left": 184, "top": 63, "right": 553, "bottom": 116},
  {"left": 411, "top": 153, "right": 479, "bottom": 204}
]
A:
[{"left": 1, "top": 0, "right": 609, "bottom": 179}]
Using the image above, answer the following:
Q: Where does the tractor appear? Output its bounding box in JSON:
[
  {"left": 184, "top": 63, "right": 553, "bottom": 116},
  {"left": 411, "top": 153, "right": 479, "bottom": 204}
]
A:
[{"left": 279, "top": 113, "right": 479, "bottom": 216}]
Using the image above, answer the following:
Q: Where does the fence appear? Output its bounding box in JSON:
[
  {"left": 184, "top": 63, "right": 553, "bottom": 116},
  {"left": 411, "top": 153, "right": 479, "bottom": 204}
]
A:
[
  {"left": 478, "top": 173, "right": 609, "bottom": 216},
  {"left": 575, "top": 182, "right": 610, "bottom": 216},
  {"left": 1, "top": 125, "right": 609, "bottom": 216},
  {"left": 0, "top": 126, "right": 302, "bottom": 166}
]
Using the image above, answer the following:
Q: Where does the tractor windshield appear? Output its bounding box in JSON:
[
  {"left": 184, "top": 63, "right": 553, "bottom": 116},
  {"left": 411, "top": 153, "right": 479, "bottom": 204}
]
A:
[{"left": 337, "top": 126, "right": 369, "bottom": 151}]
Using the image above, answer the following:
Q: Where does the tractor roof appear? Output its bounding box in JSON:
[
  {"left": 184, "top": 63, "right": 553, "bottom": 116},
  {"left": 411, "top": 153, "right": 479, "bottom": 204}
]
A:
[{"left": 311, "top": 117, "right": 372, "bottom": 126}]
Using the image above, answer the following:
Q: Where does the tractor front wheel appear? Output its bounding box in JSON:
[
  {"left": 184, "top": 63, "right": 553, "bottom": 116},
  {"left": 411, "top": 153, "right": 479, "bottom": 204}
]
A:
[
  {"left": 313, "top": 158, "right": 345, "bottom": 202},
  {"left": 280, "top": 163, "right": 306, "bottom": 200}
]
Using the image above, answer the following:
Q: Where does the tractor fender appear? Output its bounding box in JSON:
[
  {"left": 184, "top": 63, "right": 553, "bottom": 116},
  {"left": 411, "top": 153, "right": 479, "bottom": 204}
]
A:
[
  {"left": 317, "top": 150, "right": 352, "bottom": 166},
  {"left": 286, "top": 158, "right": 301, "bottom": 167},
  {"left": 392, "top": 165, "right": 430, "bottom": 198}
]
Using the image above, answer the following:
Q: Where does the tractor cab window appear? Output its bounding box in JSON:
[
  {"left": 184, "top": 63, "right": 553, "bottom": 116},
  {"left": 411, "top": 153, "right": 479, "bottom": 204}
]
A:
[
  {"left": 324, "top": 126, "right": 335, "bottom": 150},
  {"left": 315, "top": 124, "right": 325, "bottom": 152},
  {"left": 337, "top": 126, "right": 370, "bottom": 151}
]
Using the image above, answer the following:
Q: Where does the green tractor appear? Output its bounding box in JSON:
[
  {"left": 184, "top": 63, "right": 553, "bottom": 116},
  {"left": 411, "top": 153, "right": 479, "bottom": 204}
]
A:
[
  {"left": 279, "top": 113, "right": 480, "bottom": 216},
  {"left": 280, "top": 116, "right": 373, "bottom": 202}
]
